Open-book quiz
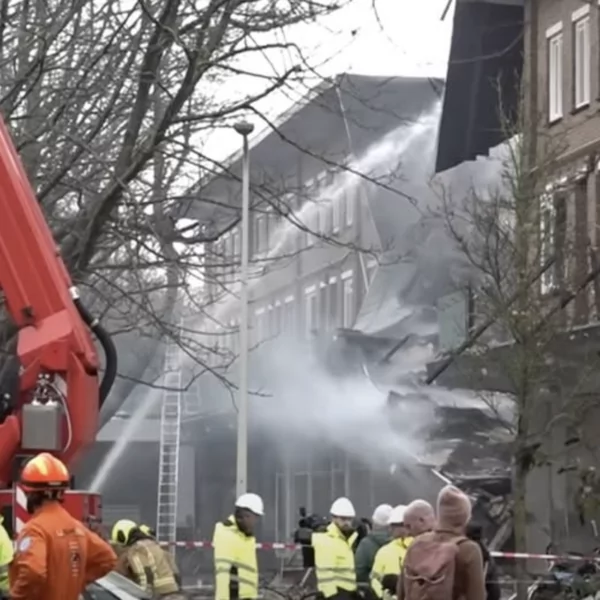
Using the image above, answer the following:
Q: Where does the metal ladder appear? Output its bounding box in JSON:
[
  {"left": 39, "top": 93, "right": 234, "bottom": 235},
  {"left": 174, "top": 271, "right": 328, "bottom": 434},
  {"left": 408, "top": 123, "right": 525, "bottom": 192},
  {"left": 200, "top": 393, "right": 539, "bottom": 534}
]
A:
[{"left": 156, "top": 337, "right": 182, "bottom": 551}]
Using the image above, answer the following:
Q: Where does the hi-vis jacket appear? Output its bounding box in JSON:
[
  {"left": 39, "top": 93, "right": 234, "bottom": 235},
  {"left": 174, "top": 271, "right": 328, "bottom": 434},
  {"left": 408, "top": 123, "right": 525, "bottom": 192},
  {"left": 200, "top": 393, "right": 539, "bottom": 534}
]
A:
[
  {"left": 0, "top": 515, "right": 13, "bottom": 592},
  {"left": 213, "top": 516, "right": 258, "bottom": 600},
  {"left": 313, "top": 523, "right": 358, "bottom": 598},
  {"left": 370, "top": 537, "right": 413, "bottom": 599},
  {"left": 118, "top": 538, "right": 179, "bottom": 596}
]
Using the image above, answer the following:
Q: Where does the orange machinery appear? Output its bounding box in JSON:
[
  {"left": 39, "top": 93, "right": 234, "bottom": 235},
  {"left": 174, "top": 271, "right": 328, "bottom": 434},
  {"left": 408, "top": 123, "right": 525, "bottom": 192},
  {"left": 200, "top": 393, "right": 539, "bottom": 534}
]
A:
[{"left": 0, "top": 116, "right": 117, "bottom": 534}]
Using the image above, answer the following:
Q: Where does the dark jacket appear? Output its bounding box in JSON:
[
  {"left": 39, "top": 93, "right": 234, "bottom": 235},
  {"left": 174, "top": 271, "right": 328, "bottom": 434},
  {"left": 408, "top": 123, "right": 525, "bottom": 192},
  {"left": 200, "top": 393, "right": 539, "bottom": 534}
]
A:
[
  {"left": 354, "top": 530, "right": 390, "bottom": 583},
  {"left": 466, "top": 523, "right": 500, "bottom": 600}
]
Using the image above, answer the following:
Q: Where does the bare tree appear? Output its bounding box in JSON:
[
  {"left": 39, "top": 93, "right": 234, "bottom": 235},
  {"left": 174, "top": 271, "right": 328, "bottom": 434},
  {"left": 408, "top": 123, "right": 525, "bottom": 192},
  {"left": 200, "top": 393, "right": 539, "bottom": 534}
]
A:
[
  {"left": 434, "top": 107, "right": 600, "bottom": 597},
  {"left": 0, "top": 0, "right": 355, "bottom": 411}
]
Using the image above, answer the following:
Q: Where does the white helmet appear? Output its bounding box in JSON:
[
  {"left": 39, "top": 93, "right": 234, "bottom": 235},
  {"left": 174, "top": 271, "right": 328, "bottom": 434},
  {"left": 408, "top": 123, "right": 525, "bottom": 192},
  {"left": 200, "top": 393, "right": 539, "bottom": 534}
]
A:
[
  {"left": 330, "top": 497, "right": 356, "bottom": 518},
  {"left": 372, "top": 504, "right": 393, "bottom": 526},
  {"left": 235, "top": 493, "right": 264, "bottom": 516},
  {"left": 388, "top": 504, "right": 407, "bottom": 525}
]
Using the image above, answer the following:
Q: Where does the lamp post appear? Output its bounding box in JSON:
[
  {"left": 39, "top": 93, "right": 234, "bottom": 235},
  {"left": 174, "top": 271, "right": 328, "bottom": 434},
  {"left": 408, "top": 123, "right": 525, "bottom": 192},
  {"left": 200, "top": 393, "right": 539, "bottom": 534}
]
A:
[{"left": 233, "top": 120, "right": 254, "bottom": 497}]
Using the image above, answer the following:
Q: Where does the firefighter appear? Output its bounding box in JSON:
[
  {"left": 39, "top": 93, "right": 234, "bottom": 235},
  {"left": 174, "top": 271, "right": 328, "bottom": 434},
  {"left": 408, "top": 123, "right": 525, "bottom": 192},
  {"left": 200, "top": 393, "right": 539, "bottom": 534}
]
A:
[
  {"left": 213, "top": 493, "right": 264, "bottom": 600},
  {"left": 138, "top": 524, "right": 181, "bottom": 588},
  {"left": 111, "top": 519, "right": 138, "bottom": 559},
  {"left": 140, "top": 524, "right": 156, "bottom": 538},
  {"left": 114, "top": 521, "right": 182, "bottom": 598},
  {"left": 10, "top": 452, "right": 117, "bottom": 600},
  {"left": 369, "top": 505, "right": 412, "bottom": 599},
  {"left": 313, "top": 497, "right": 359, "bottom": 600}
]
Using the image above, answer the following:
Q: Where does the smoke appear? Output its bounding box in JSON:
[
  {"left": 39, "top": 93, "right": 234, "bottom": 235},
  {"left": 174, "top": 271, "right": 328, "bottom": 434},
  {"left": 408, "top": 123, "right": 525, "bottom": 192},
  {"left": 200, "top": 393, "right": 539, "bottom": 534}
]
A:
[{"left": 246, "top": 336, "right": 435, "bottom": 471}]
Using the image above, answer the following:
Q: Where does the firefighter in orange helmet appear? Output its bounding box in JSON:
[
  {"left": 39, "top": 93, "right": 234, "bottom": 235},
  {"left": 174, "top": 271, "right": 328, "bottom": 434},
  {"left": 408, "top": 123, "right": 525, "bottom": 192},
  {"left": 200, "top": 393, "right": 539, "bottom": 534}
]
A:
[{"left": 10, "top": 452, "right": 117, "bottom": 600}]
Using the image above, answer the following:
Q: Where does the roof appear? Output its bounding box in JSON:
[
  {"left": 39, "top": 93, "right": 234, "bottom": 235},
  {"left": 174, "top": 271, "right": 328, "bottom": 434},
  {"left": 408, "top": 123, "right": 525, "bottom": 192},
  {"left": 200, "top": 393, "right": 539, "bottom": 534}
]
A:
[
  {"left": 435, "top": 0, "right": 524, "bottom": 173},
  {"left": 184, "top": 74, "right": 444, "bottom": 228}
]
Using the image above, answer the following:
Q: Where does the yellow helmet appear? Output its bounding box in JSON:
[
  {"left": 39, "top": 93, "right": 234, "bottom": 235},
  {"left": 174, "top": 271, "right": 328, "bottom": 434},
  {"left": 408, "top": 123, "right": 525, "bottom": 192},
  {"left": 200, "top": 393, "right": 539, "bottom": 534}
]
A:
[
  {"left": 139, "top": 524, "right": 156, "bottom": 538},
  {"left": 111, "top": 519, "right": 137, "bottom": 544}
]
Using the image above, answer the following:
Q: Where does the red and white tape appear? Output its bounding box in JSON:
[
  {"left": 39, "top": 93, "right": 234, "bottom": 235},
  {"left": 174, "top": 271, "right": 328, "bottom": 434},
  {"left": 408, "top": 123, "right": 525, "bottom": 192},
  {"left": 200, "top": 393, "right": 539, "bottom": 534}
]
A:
[{"left": 157, "top": 541, "right": 599, "bottom": 561}]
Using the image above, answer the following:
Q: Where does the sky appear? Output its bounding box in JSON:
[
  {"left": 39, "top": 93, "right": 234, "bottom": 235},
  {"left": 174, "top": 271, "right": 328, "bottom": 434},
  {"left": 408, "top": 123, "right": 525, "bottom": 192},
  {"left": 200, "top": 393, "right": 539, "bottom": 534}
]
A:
[{"left": 204, "top": 0, "right": 455, "bottom": 161}]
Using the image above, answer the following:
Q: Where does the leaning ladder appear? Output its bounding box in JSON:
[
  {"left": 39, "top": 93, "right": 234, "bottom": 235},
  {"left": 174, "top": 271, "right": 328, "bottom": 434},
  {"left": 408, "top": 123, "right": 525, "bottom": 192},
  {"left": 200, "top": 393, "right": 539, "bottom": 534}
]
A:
[{"left": 156, "top": 336, "right": 182, "bottom": 552}]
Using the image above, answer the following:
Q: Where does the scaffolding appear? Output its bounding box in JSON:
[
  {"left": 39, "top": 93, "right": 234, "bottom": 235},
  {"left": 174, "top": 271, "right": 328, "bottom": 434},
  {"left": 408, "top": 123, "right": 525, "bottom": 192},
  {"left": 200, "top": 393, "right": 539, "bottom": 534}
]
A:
[{"left": 156, "top": 336, "right": 182, "bottom": 550}]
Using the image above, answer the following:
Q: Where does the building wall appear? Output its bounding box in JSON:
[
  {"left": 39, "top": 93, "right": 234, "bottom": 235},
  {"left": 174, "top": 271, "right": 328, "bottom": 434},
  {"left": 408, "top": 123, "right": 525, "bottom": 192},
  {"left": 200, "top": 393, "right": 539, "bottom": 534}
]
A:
[
  {"left": 536, "top": 0, "right": 600, "bottom": 326},
  {"left": 206, "top": 161, "right": 381, "bottom": 361},
  {"left": 538, "top": 1, "right": 600, "bottom": 156}
]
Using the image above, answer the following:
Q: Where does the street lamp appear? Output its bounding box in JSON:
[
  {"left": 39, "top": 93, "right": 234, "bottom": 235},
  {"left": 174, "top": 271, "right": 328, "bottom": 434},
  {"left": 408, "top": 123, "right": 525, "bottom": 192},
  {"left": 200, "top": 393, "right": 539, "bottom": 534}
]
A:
[{"left": 233, "top": 120, "right": 254, "bottom": 497}]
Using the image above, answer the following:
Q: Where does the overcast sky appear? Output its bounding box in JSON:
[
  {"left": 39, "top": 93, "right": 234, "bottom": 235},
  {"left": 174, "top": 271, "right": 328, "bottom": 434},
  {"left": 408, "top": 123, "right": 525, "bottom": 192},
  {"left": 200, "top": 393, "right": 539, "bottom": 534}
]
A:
[{"left": 204, "top": 0, "right": 455, "bottom": 160}]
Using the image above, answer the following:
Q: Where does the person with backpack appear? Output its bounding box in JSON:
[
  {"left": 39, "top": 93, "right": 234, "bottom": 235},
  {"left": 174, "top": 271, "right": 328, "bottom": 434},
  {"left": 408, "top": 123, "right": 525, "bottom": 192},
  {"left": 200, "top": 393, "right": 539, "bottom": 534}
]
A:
[
  {"left": 403, "top": 500, "right": 436, "bottom": 537},
  {"left": 398, "top": 485, "right": 486, "bottom": 600},
  {"left": 465, "top": 523, "right": 500, "bottom": 600}
]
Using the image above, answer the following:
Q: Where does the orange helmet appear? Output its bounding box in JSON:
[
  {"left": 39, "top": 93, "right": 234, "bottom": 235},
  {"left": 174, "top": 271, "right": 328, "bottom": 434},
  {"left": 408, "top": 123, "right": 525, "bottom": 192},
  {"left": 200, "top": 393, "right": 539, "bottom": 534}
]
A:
[{"left": 20, "top": 452, "right": 70, "bottom": 491}]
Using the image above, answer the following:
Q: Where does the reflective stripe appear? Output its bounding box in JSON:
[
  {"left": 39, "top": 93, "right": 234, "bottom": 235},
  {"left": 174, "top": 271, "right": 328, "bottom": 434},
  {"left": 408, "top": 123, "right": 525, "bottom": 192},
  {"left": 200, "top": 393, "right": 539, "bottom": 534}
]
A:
[{"left": 215, "top": 558, "right": 257, "bottom": 573}]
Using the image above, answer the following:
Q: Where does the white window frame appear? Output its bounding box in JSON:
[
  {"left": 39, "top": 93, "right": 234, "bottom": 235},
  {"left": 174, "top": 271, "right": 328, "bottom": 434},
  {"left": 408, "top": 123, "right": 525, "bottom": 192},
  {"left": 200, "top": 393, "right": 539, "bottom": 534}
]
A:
[
  {"left": 540, "top": 194, "right": 557, "bottom": 295},
  {"left": 304, "top": 285, "right": 317, "bottom": 337},
  {"left": 255, "top": 307, "right": 265, "bottom": 343},
  {"left": 573, "top": 10, "right": 591, "bottom": 109},
  {"left": 332, "top": 198, "right": 341, "bottom": 233},
  {"left": 283, "top": 295, "right": 295, "bottom": 335},
  {"left": 341, "top": 270, "right": 354, "bottom": 328},
  {"left": 546, "top": 22, "right": 563, "bottom": 122},
  {"left": 345, "top": 190, "right": 354, "bottom": 227},
  {"left": 255, "top": 214, "right": 267, "bottom": 254}
]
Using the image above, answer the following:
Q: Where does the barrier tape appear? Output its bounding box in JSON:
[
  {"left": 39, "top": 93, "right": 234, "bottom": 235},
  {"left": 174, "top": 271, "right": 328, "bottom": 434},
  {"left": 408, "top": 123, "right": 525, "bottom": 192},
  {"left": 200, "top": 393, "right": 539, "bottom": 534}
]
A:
[{"left": 158, "top": 541, "right": 600, "bottom": 561}]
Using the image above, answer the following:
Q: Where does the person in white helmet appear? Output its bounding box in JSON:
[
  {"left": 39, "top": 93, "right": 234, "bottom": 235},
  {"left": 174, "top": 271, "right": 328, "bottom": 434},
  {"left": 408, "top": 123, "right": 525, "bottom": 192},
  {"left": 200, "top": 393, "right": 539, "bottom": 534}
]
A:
[
  {"left": 369, "top": 505, "right": 412, "bottom": 599},
  {"left": 355, "top": 504, "right": 393, "bottom": 583},
  {"left": 212, "top": 493, "right": 264, "bottom": 600},
  {"left": 312, "top": 497, "right": 359, "bottom": 600}
]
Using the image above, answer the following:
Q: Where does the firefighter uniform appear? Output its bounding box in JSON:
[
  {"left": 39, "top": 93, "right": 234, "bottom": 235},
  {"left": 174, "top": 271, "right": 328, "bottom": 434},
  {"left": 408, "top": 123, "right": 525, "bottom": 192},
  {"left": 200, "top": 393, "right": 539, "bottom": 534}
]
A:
[
  {"left": 369, "top": 537, "right": 413, "bottom": 599},
  {"left": 213, "top": 516, "right": 259, "bottom": 600},
  {"left": 118, "top": 536, "right": 181, "bottom": 598},
  {"left": 10, "top": 453, "right": 117, "bottom": 600},
  {"left": 313, "top": 523, "right": 358, "bottom": 599}
]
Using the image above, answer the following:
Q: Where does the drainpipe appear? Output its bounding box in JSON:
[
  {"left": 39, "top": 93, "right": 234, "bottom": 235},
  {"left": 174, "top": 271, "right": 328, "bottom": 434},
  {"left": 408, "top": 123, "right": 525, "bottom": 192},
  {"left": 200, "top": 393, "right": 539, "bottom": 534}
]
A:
[{"left": 335, "top": 83, "right": 380, "bottom": 297}]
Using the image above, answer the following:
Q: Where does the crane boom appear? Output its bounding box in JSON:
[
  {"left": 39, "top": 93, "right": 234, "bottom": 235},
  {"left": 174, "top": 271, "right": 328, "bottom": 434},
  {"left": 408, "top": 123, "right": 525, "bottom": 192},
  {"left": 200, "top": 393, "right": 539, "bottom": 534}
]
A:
[{"left": 0, "top": 115, "right": 116, "bottom": 498}]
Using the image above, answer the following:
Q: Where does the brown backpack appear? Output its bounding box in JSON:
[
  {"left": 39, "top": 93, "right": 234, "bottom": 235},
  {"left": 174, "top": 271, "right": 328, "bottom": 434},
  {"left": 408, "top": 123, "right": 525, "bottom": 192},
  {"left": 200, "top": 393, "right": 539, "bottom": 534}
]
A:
[{"left": 403, "top": 534, "right": 468, "bottom": 600}]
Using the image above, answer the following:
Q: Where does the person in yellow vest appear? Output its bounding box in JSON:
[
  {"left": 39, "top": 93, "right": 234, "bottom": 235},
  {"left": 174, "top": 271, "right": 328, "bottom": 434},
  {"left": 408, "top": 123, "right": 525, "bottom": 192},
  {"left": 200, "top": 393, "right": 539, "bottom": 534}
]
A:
[
  {"left": 313, "top": 497, "right": 359, "bottom": 600},
  {"left": 370, "top": 505, "right": 413, "bottom": 599},
  {"left": 0, "top": 515, "right": 13, "bottom": 593},
  {"left": 213, "top": 493, "right": 263, "bottom": 600},
  {"left": 113, "top": 521, "right": 182, "bottom": 599}
]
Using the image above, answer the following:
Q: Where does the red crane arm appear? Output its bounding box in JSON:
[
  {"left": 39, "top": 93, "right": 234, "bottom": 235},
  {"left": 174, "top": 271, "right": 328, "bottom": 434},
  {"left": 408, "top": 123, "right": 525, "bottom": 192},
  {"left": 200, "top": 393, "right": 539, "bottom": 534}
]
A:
[{"left": 0, "top": 116, "right": 100, "bottom": 486}]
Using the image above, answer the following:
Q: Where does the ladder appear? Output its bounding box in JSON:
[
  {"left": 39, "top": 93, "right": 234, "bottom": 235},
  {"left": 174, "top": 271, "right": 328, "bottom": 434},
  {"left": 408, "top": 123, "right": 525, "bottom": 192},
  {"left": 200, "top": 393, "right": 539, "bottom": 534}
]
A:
[{"left": 156, "top": 336, "right": 182, "bottom": 552}]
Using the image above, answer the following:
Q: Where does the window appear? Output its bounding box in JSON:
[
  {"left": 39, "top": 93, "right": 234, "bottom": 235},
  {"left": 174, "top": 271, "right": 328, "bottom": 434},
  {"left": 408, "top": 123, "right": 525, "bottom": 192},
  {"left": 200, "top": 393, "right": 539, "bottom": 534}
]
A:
[
  {"left": 305, "top": 285, "right": 318, "bottom": 337},
  {"left": 573, "top": 12, "right": 590, "bottom": 108},
  {"left": 273, "top": 301, "right": 282, "bottom": 336},
  {"left": 547, "top": 24, "right": 563, "bottom": 122},
  {"left": 283, "top": 295, "right": 295, "bottom": 335},
  {"left": 332, "top": 198, "right": 341, "bottom": 232},
  {"left": 254, "top": 308, "right": 265, "bottom": 343},
  {"left": 345, "top": 190, "right": 354, "bottom": 227},
  {"left": 319, "top": 282, "right": 328, "bottom": 330},
  {"left": 233, "top": 228, "right": 240, "bottom": 263},
  {"left": 341, "top": 271, "right": 354, "bottom": 328},
  {"left": 305, "top": 202, "right": 316, "bottom": 246},
  {"left": 366, "top": 259, "right": 377, "bottom": 288},
  {"left": 255, "top": 215, "right": 267, "bottom": 254},
  {"left": 319, "top": 201, "right": 331, "bottom": 234},
  {"left": 328, "top": 277, "right": 339, "bottom": 329},
  {"left": 540, "top": 191, "right": 567, "bottom": 294}
]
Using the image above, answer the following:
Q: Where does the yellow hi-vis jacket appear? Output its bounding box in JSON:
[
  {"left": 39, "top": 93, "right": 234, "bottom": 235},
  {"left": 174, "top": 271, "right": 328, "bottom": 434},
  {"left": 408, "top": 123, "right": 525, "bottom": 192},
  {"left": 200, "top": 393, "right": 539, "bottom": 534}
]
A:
[
  {"left": 370, "top": 537, "right": 414, "bottom": 599},
  {"left": 0, "top": 516, "right": 12, "bottom": 592},
  {"left": 213, "top": 516, "right": 258, "bottom": 600},
  {"left": 313, "top": 523, "right": 358, "bottom": 598}
]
